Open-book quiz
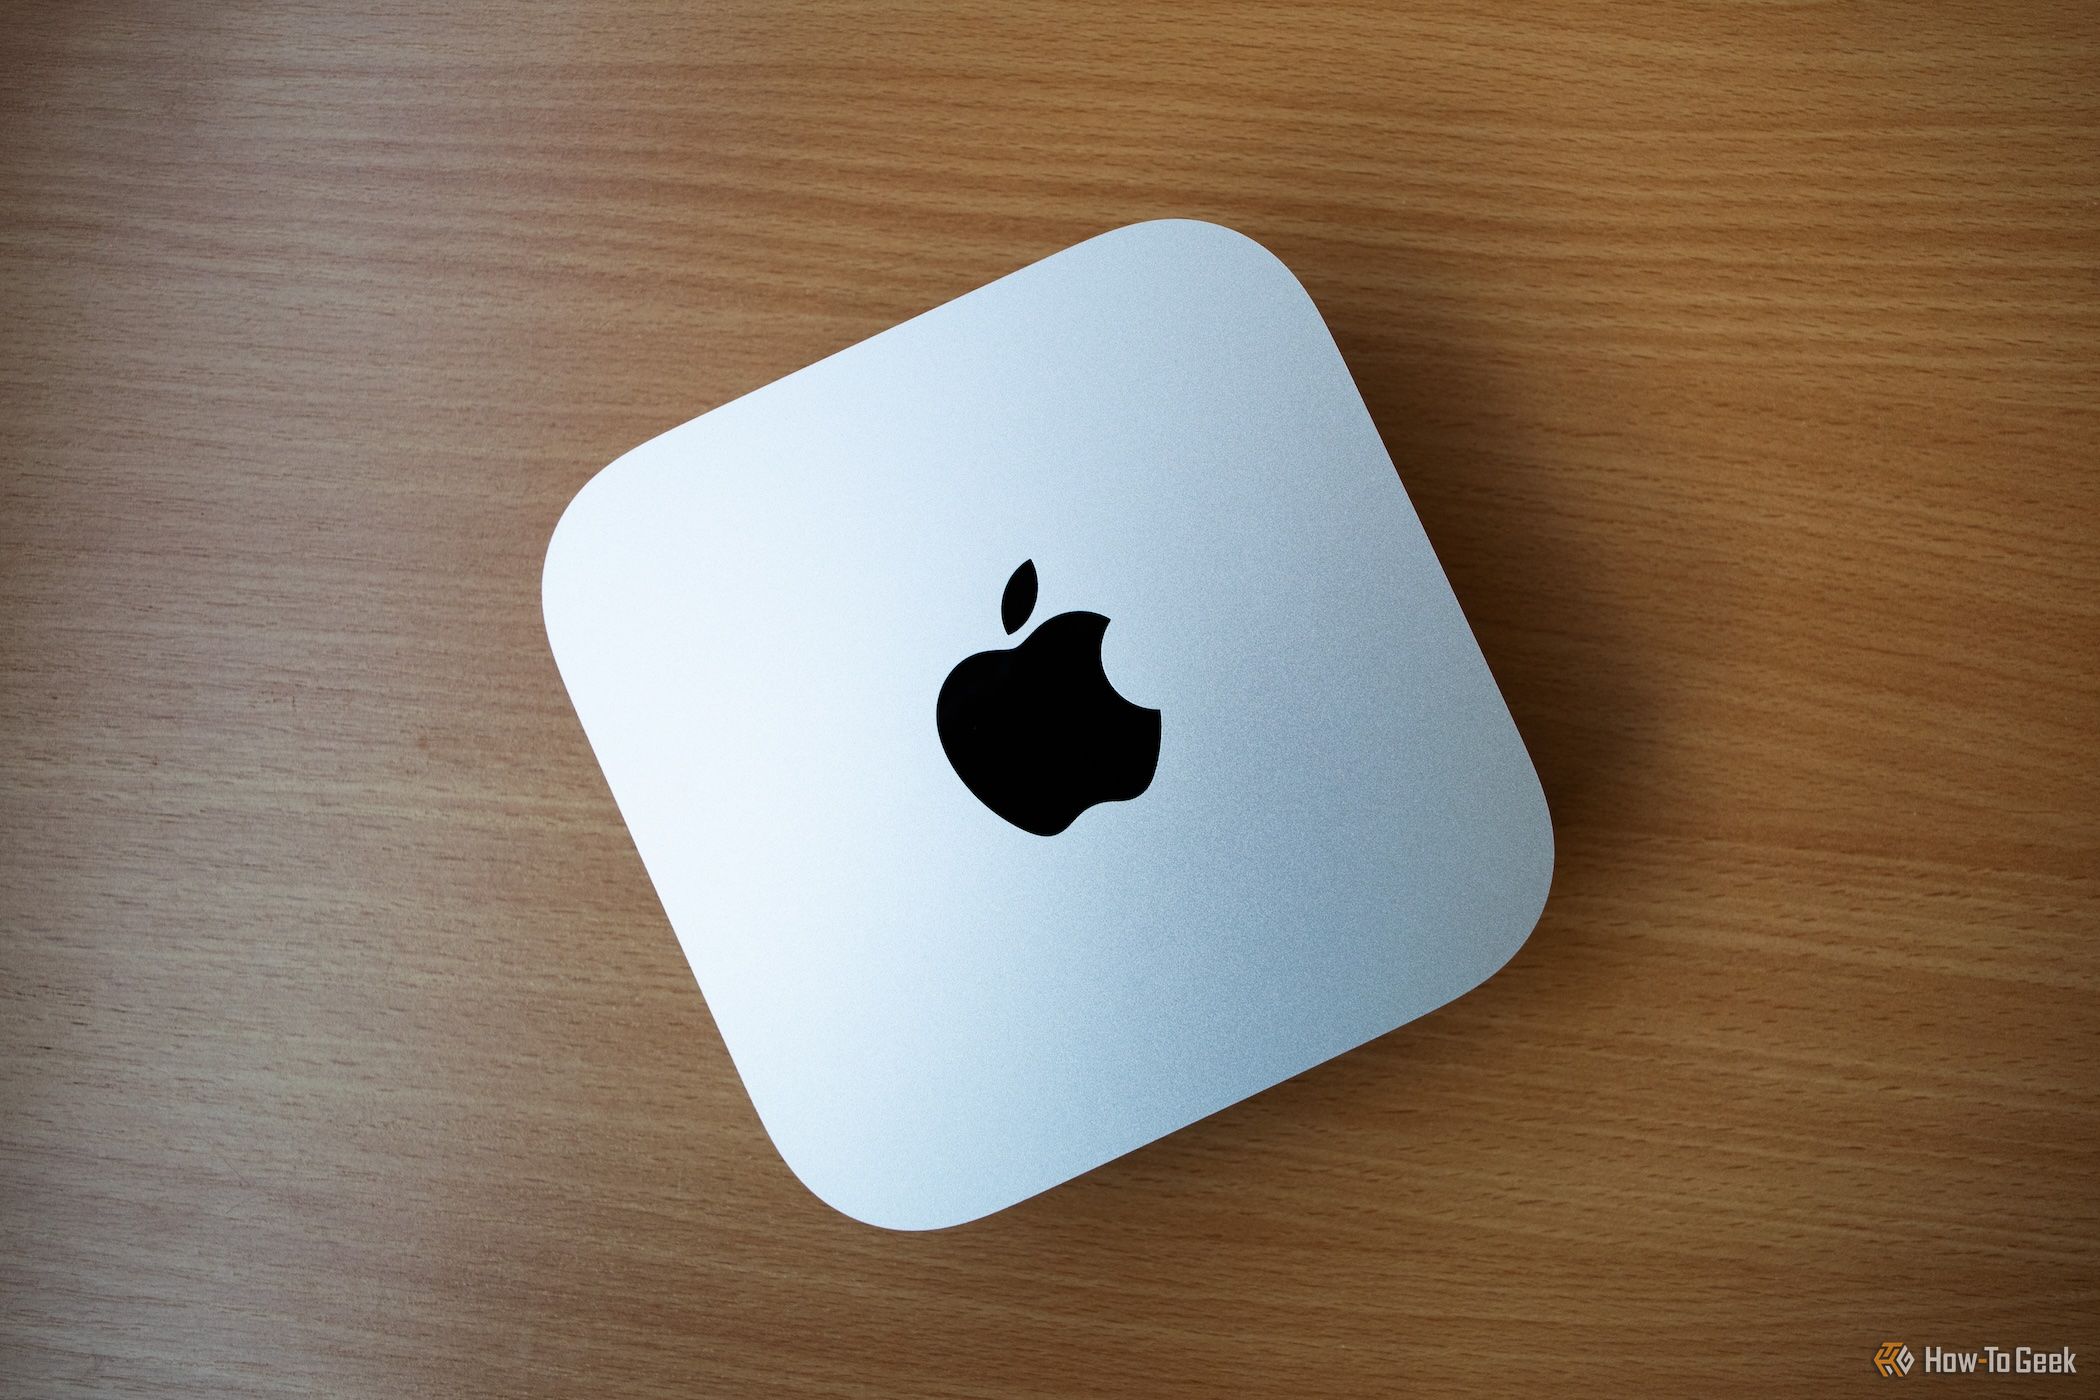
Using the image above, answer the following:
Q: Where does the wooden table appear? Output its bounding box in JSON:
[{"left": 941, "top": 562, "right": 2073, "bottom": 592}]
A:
[{"left": 4, "top": 5, "right": 2095, "bottom": 1395}]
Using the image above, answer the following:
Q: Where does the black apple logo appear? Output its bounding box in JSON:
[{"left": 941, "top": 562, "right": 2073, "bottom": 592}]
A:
[{"left": 936, "top": 560, "right": 1162, "bottom": 836}]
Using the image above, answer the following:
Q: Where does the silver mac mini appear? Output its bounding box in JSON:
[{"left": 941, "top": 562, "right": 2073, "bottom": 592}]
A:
[{"left": 542, "top": 219, "right": 1553, "bottom": 1230}]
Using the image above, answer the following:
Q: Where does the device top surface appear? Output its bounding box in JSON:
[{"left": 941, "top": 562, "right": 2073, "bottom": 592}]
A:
[{"left": 543, "top": 219, "right": 1551, "bottom": 1229}]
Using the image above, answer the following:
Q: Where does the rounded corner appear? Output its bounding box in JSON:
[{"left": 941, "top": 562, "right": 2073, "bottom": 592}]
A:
[
  {"left": 758, "top": 1122, "right": 998, "bottom": 1234},
  {"left": 1485, "top": 761, "right": 1558, "bottom": 984},
  {"left": 540, "top": 439, "right": 660, "bottom": 649},
  {"left": 540, "top": 464, "right": 609, "bottom": 625},
  {"left": 1120, "top": 218, "right": 1329, "bottom": 339},
  {"left": 1523, "top": 746, "right": 1559, "bottom": 918},
  {"left": 1112, "top": 217, "right": 1298, "bottom": 277}
]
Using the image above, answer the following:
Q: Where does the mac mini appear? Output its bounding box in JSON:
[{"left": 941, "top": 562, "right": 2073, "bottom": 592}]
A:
[{"left": 542, "top": 219, "right": 1552, "bottom": 1230}]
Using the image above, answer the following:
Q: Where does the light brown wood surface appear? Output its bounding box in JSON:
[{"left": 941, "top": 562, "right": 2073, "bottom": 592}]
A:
[{"left": 4, "top": 4, "right": 2096, "bottom": 1396}]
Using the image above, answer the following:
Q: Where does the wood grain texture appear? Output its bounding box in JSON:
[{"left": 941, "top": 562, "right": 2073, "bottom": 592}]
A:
[{"left": 3, "top": 3, "right": 2095, "bottom": 1395}]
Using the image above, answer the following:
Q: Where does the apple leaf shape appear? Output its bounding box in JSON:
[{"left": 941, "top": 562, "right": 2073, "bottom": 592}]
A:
[{"left": 1001, "top": 559, "right": 1037, "bottom": 635}]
